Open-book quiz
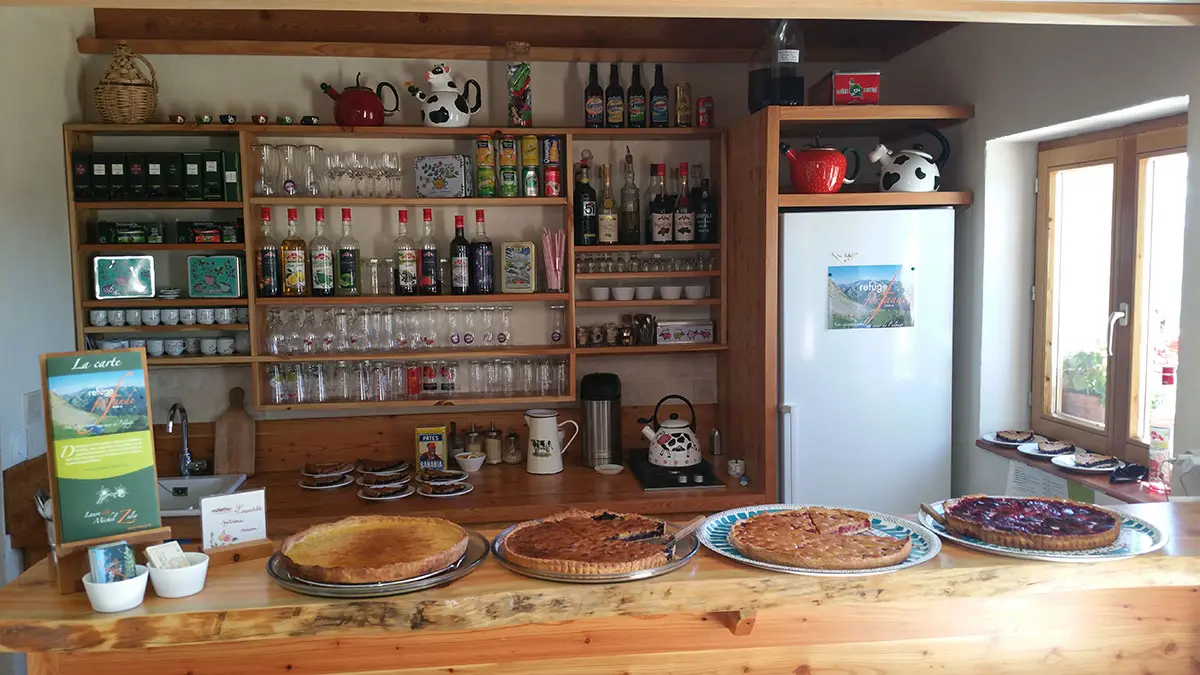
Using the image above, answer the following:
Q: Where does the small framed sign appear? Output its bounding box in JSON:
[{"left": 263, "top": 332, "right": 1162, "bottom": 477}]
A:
[{"left": 201, "top": 488, "right": 266, "bottom": 549}]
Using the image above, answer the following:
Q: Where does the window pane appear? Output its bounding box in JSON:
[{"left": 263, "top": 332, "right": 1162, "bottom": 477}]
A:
[
  {"left": 1050, "top": 163, "right": 1114, "bottom": 427},
  {"left": 1137, "top": 152, "right": 1188, "bottom": 441}
]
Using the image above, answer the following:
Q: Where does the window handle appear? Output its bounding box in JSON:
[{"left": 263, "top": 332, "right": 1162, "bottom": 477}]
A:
[{"left": 1107, "top": 303, "right": 1129, "bottom": 356}]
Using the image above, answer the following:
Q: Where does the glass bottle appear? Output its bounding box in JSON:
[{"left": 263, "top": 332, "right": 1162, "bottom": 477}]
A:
[
  {"left": 394, "top": 209, "right": 418, "bottom": 296},
  {"left": 255, "top": 207, "right": 282, "bottom": 298},
  {"left": 502, "top": 427, "right": 522, "bottom": 465},
  {"left": 696, "top": 174, "right": 718, "bottom": 243},
  {"left": 309, "top": 207, "right": 335, "bottom": 297},
  {"left": 281, "top": 207, "right": 308, "bottom": 296},
  {"left": 667, "top": 165, "right": 680, "bottom": 213},
  {"left": 584, "top": 63, "right": 604, "bottom": 129},
  {"left": 619, "top": 146, "right": 641, "bottom": 245},
  {"left": 627, "top": 64, "right": 646, "bottom": 129},
  {"left": 673, "top": 163, "right": 696, "bottom": 242},
  {"left": 649, "top": 164, "right": 673, "bottom": 243},
  {"left": 418, "top": 208, "right": 440, "bottom": 295},
  {"left": 450, "top": 214, "right": 471, "bottom": 295},
  {"left": 335, "top": 207, "right": 360, "bottom": 296},
  {"left": 574, "top": 158, "right": 598, "bottom": 246},
  {"left": 598, "top": 163, "right": 618, "bottom": 245},
  {"left": 604, "top": 63, "right": 624, "bottom": 128},
  {"left": 469, "top": 209, "right": 494, "bottom": 294},
  {"left": 649, "top": 64, "right": 669, "bottom": 128},
  {"left": 485, "top": 422, "right": 503, "bottom": 465}
]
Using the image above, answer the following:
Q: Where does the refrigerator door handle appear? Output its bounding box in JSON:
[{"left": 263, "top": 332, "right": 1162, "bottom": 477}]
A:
[{"left": 778, "top": 404, "right": 794, "bottom": 500}]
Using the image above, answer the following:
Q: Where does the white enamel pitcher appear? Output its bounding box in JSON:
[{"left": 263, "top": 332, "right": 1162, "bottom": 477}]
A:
[{"left": 524, "top": 409, "right": 579, "bottom": 475}]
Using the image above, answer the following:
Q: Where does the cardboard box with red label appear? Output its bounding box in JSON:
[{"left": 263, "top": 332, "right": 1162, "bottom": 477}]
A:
[{"left": 809, "top": 71, "right": 881, "bottom": 106}]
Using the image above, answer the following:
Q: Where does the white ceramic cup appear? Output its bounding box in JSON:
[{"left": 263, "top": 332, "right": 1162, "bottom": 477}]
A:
[
  {"left": 83, "top": 565, "right": 148, "bottom": 613},
  {"left": 727, "top": 459, "right": 746, "bottom": 478},
  {"left": 217, "top": 337, "right": 236, "bottom": 355},
  {"left": 660, "top": 286, "right": 683, "bottom": 300},
  {"left": 127, "top": 309, "right": 143, "bottom": 326},
  {"left": 684, "top": 285, "right": 707, "bottom": 299},
  {"left": 234, "top": 333, "right": 251, "bottom": 355},
  {"left": 185, "top": 338, "right": 201, "bottom": 354},
  {"left": 107, "top": 309, "right": 127, "bottom": 327},
  {"left": 146, "top": 339, "right": 165, "bottom": 357},
  {"left": 128, "top": 339, "right": 147, "bottom": 349},
  {"left": 98, "top": 340, "right": 124, "bottom": 350},
  {"left": 89, "top": 309, "right": 108, "bottom": 327},
  {"left": 148, "top": 552, "right": 209, "bottom": 599},
  {"left": 197, "top": 308, "right": 216, "bottom": 325},
  {"left": 162, "top": 309, "right": 180, "bottom": 326},
  {"left": 179, "top": 308, "right": 197, "bottom": 325},
  {"left": 235, "top": 308, "right": 250, "bottom": 324},
  {"left": 589, "top": 287, "right": 611, "bottom": 301},
  {"left": 215, "top": 308, "right": 236, "bottom": 325},
  {"left": 635, "top": 286, "right": 656, "bottom": 300},
  {"left": 200, "top": 338, "right": 218, "bottom": 355},
  {"left": 141, "top": 308, "right": 161, "bottom": 326},
  {"left": 165, "top": 339, "right": 185, "bottom": 357},
  {"left": 612, "top": 287, "right": 636, "bottom": 301}
]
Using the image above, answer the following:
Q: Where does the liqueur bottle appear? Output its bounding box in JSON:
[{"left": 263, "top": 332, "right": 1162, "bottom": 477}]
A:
[
  {"left": 649, "top": 64, "right": 670, "bottom": 128},
  {"left": 584, "top": 64, "right": 604, "bottom": 128},
  {"left": 627, "top": 64, "right": 647, "bottom": 129},
  {"left": 394, "top": 209, "right": 418, "bottom": 296},
  {"left": 574, "top": 158, "right": 598, "bottom": 246},
  {"left": 281, "top": 207, "right": 308, "bottom": 296},
  {"left": 418, "top": 208, "right": 440, "bottom": 295},
  {"left": 648, "top": 164, "right": 673, "bottom": 243},
  {"left": 450, "top": 214, "right": 471, "bottom": 295},
  {"left": 335, "top": 208, "right": 360, "bottom": 297},
  {"left": 672, "top": 163, "right": 696, "bottom": 243},
  {"left": 695, "top": 175, "right": 718, "bottom": 243},
  {"left": 605, "top": 63, "right": 625, "bottom": 128},
  {"left": 255, "top": 207, "right": 281, "bottom": 298},
  {"left": 598, "top": 164, "right": 619, "bottom": 245},
  {"left": 309, "top": 207, "right": 334, "bottom": 297},
  {"left": 469, "top": 209, "right": 494, "bottom": 294},
  {"left": 618, "top": 146, "right": 641, "bottom": 245}
]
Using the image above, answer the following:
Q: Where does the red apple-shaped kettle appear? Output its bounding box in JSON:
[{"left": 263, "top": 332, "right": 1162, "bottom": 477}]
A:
[
  {"left": 320, "top": 73, "right": 399, "bottom": 127},
  {"left": 780, "top": 135, "right": 860, "bottom": 194}
]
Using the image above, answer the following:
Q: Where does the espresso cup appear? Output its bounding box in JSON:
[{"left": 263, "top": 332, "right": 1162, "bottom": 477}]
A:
[
  {"left": 146, "top": 339, "right": 165, "bottom": 357},
  {"left": 200, "top": 338, "right": 218, "bottom": 355},
  {"left": 215, "top": 308, "right": 236, "bottom": 325},
  {"left": 107, "top": 309, "right": 126, "bottom": 327},
  {"left": 162, "top": 309, "right": 180, "bottom": 326},
  {"left": 127, "top": 310, "right": 143, "bottom": 326},
  {"left": 164, "top": 339, "right": 185, "bottom": 357},
  {"left": 217, "top": 337, "right": 236, "bottom": 355},
  {"left": 185, "top": 338, "right": 201, "bottom": 354},
  {"left": 235, "top": 308, "right": 250, "bottom": 324},
  {"left": 197, "top": 308, "right": 216, "bottom": 325},
  {"left": 128, "top": 339, "right": 147, "bottom": 349},
  {"left": 179, "top": 308, "right": 197, "bottom": 325},
  {"left": 141, "top": 309, "right": 161, "bottom": 326},
  {"left": 89, "top": 310, "right": 108, "bottom": 327}
]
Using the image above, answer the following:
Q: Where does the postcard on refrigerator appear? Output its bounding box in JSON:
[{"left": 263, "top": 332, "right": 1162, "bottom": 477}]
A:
[{"left": 827, "top": 264, "right": 916, "bottom": 330}]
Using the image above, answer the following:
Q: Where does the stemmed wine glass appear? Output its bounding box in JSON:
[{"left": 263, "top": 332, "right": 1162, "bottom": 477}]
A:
[
  {"left": 380, "top": 152, "right": 403, "bottom": 197},
  {"left": 346, "top": 151, "right": 367, "bottom": 197},
  {"left": 326, "top": 153, "right": 346, "bottom": 198},
  {"left": 252, "top": 144, "right": 279, "bottom": 197}
]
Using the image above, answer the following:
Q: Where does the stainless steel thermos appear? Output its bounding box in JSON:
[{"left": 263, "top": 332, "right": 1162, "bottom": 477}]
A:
[{"left": 580, "top": 373, "right": 622, "bottom": 467}]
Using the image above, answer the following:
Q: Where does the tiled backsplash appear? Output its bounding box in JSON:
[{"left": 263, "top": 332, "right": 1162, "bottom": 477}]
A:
[{"left": 150, "top": 354, "right": 718, "bottom": 423}]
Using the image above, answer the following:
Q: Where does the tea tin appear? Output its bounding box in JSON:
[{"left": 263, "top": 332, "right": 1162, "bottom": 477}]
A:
[
  {"left": 93, "top": 255, "right": 155, "bottom": 299},
  {"left": 414, "top": 154, "right": 475, "bottom": 198},
  {"left": 187, "top": 255, "right": 244, "bottom": 298},
  {"left": 500, "top": 241, "right": 536, "bottom": 293}
]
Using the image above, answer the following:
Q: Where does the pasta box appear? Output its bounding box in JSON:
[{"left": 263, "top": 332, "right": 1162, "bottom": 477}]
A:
[
  {"left": 656, "top": 320, "right": 714, "bottom": 345},
  {"left": 809, "top": 71, "right": 881, "bottom": 105},
  {"left": 93, "top": 255, "right": 155, "bottom": 299},
  {"left": 414, "top": 154, "right": 475, "bottom": 198},
  {"left": 187, "top": 255, "right": 244, "bottom": 297},
  {"left": 415, "top": 425, "right": 448, "bottom": 471}
]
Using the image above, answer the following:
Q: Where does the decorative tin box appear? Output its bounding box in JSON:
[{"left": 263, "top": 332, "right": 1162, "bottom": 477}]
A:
[
  {"left": 187, "top": 255, "right": 244, "bottom": 298},
  {"left": 93, "top": 255, "right": 155, "bottom": 299},
  {"left": 500, "top": 241, "right": 537, "bottom": 293},
  {"left": 414, "top": 154, "right": 475, "bottom": 198},
  {"left": 656, "top": 320, "right": 714, "bottom": 345},
  {"left": 808, "top": 70, "right": 881, "bottom": 105}
]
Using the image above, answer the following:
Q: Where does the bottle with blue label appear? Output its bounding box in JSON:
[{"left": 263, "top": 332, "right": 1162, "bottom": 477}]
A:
[
  {"left": 650, "top": 64, "right": 670, "bottom": 128},
  {"left": 605, "top": 63, "right": 625, "bottom": 128},
  {"left": 584, "top": 63, "right": 604, "bottom": 128}
]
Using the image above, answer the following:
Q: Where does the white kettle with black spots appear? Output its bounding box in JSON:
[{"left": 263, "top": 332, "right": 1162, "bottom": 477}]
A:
[
  {"left": 405, "top": 63, "right": 482, "bottom": 128},
  {"left": 867, "top": 127, "right": 950, "bottom": 192},
  {"left": 640, "top": 395, "right": 702, "bottom": 468}
]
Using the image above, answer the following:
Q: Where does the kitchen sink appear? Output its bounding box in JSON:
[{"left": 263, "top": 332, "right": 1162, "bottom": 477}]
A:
[{"left": 157, "top": 475, "right": 247, "bottom": 517}]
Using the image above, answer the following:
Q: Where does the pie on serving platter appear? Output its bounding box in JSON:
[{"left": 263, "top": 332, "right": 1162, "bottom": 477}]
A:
[
  {"left": 280, "top": 515, "right": 468, "bottom": 584},
  {"left": 727, "top": 507, "right": 912, "bottom": 570},
  {"left": 937, "top": 495, "right": 1120, "bottom": 551},
  {"left": 502, "top": 510, "right": 672, "bottom": 575}
]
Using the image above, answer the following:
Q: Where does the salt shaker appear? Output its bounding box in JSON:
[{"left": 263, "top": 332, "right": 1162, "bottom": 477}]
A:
[{"left": 485, "top": 422, "right": 503, "bottom": 465}]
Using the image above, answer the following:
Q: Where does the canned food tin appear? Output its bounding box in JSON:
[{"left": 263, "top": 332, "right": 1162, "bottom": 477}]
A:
[
  {"left": 540, "top": 136, "right": 561, "bottom": 166},
  {"left": 498, "top": 135, "right": 518, "bottom": 167},
  {"left": 499, "top": 165, "right": 519, "bottom": 197},
  {"left": 697, "top": 97, "right": 714, "bottom": 128},
  {"left": 520, "top": 135, "right": 539, "bottom": 167},
  {"left": 543, "top": 165, "right": 562, "bottom": 197},
  {"left": 477, "top": 165, "right": 497, "bottom": 198},
  {"left": 474, "top": 135, "right": 495, "bottom": 169},
  {"left": 522, "top": 166, "right": 540, "bottom": 197}
]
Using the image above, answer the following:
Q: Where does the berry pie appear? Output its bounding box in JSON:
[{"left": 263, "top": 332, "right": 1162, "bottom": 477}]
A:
[
  {"left": 995, "top": 430, "right": 1035, "bottom": 443},
  {"left": 1036, "top": 440, "right": 1075, "bottom": 455},
  {"left": 503, "top": 510, "right": 671, "bottom": 574},
  {"left": 941, "top": 495, "right": 1120, "bottom": 551}
]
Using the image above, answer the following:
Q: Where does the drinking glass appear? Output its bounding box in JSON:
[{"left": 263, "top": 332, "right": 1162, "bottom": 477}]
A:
[
  {"left": 298, "top": 144, "right": 325, "bottom": 196},
  {"left": 329, "top": 360, "right": 351, "bottom": 401},
  {"left": 467, "top": 359, "right": 484, "bottom": 395},
  {"left": 481, "top": 306, "right": 496, "bottom": 347},
  {"left": 304, "top": 362, "right": 328, "bottom": 403},
  {"left": 389, "top": 363, "right": 406, "bottom": 400},
  {"left": 537, "top": 359, "right": 552, "bottom": 395},
  {"left": 265, "top": 309, "right": 287, "bottom": 355},
  {"left": 380, "top": 151, "right": 402, "bottom": 197},
  {"left": 378, "top": 309, "right": 395, "bottom": 351},
  {"left": 499, "top": 359, "right": 516, "bottom": 395},
  {"left": 266, "top": 364, "right": 286, "bottom": 404},
  {"left": 518, "top": 358, "right": 535, "bottom": 395},
  {"left": 364, "top": 258, "right": 382, "bottom": 296},
  {"left": 486, "top": 359, "right": 501, "bottom": 394},
  {"left": 333, "top": 309, "right": 351, "bottom": 352},
  {"left": 553, "top": 358, "right": 569, "bottom": 395},
  {"left": 462, "top": 306, "right": 478, "bottom": 346},
  {"left": 408, "top": 307, "right": 424, "bottom": 351},
  {"left": 380, "top": 259, "right": 396, "bottom": 296},
  {"left": 352, "top": 361, "right": 371, "bottom": 401},
  {"left": 421, "top": 360, "right": 440, "bottom": 396},
  {"left": 498, "top": 306, "right": 513, "bottom": 346},
  {"left": 252, "top": 144, "right": 279, "bottom": 197},
  {"left": 445, "top": 307, "right": 462, "bottom": 346},
  {"left": 318, "top": 310, "right": 336, "bottom": 353},
  {"left": 391, "top": 308, "right": 409, "bottom": 350},
  {"left": 439, "top": 360, "right": 458, "bottom": 396},
  {"left": 423, "top": 307, "right": 439, "bottom": 348},
  {"left": 371, "top": 362, "right": 390, "bottom": 401},
  {"left": 615, "top": 254, "right": 628, "bottom": 273},
  {"left": 277, "top": 144, "right": 300, "bottom": 196},
  {"left": 346, "top": 150, "right": 366, "bottom": 197},
  {"left": 348, "top": 308, "right": 370, "bottom": 352},
  {"left": 549, "top": 304, "right": 565, "bottom": 345},
  {"left": 287, "top": 363, "right": 306, "bottom": 404},
  {"left": 282, "top": 309, "right": 303, "bottom": 355},
  {"left": 326, "top": 153, "right": 346, "bottom": 198},
  {"left": 299, "top": 309, "right": 318, "bottom": 354}
]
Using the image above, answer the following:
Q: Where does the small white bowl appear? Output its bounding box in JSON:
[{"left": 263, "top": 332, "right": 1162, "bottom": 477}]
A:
[
  {"left": 148, "top": 552, "right": 209, "bottom": 599},
  {"left": 594, "top": 464, "right": 624, "bottom": 475},
  {"left": 684, "top": 285, "right": 707, "bottom": 300},
  {"left": 589, "top": 287, "right": 611, "bottom": 302},
  {"left": 635, "top": 286, "right": 656, "bottom": 300},
  {"left": 660, "top": 286, "right": 683, "bottom": 300},
  {"left": 612, "top": 287, "right": 635, "bottom": 301},
  {"left": 83, "top": 565, "right": 149, "bottom": 613},
  {"left": 455, "top": 452, "right": 486, "bottom": 472}
]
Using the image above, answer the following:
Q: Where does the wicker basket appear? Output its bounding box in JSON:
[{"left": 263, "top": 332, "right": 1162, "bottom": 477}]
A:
[{"left": 94, "top": 41, "right": 158, "bottom": 124}]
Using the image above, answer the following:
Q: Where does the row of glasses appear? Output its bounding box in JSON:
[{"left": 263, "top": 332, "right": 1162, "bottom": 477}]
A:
[
  {"left": 575, "top": 252, "right": 717, "bottom": 274},
  {"left": 253, "top": 143, "right": 325, "bottom": 197},
  {"left": 325, "top": 151, "right": 403, "bottom": 198},
  {"left": 264, "top": 306, "right": 518, "bottom": 355},
  {"left": 264, "top": 357, "right": 568, "bottom": 405}
]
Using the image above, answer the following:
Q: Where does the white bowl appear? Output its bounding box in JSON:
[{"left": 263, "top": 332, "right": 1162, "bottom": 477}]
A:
[
  {"left": 612, "top": 287, "right": 635, "bottom": 301},
  {"left": 684, "top": 285, "right": 707, "bottom": 299},
  {"left": 594, "top": 464, "right": 624, "bottom": 475},
  {"left": 148, "top": 552, "right": 209, "bottom": 599},
  {"left": 455, "top": 452, "right": 486, "bottom": 472},
  {"left": 589, "top": 287, "right": 611, "bottom": 301},
  {"left": 660, "top": 286, "right": 683, "bottom": 300},
  {"left": 83, "top": 565, "right": 149, "bottom": 613},
  {"left": 635, "top": 286, "right": 656, "bottom": 300}
]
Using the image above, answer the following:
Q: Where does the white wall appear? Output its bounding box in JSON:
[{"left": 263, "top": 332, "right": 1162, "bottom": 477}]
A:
[{"left": 888, "top": 24, "right": 1200, "bottom": 495}]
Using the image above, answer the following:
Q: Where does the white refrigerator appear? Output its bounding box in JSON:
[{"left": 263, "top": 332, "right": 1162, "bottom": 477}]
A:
[{"left": 779, "top": 208, "right": 954, "bottom": 515}]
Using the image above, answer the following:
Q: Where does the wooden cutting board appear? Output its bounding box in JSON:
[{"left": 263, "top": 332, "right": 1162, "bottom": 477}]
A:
[{"left": 214, "top": 387, "right": 255, "bottom": 477}]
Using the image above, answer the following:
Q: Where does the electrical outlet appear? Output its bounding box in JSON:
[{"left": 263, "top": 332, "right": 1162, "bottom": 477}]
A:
[{"left": 5, "top": 430, "right": 27, "bottom": 468}]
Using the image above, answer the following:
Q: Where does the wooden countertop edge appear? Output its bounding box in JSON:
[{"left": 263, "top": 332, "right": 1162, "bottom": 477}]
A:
[
  {"left": 973, "top": 439, "right": 1167, "bottom": 504},
  {"left": 0, "top": 542, "right": 1197, "bottom": 653}
]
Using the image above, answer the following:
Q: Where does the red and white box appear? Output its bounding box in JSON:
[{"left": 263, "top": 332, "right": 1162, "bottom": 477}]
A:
[{"left": 809, "top": 71, "right": 881, "bottom": 106}]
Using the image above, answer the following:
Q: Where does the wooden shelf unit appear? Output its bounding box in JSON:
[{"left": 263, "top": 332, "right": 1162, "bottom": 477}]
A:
[
  {"left": 80, "top": 298, "right": 249, "bottom": 308},
  {"left": 83, "top": 324, "right": 250, "bottom": 334},
  {"left": 147, "top": 356, "right": 258, "bottom": 366},
  {"left": 255, "top": 293, "right": 569, "bottom": 306},
  {"left": 78, "top": 243, "right": 247, "bottom": 252},
  {"left": 261, "top": 346, "right": 571, "bottom": 363},
  {"left": 576, "top": 270, "right": 721, "bottom": 280},
  {"left": 75, "top": 201, "right": 243, "bottom": 210},
  {"left": 250, "top": 197, "right": 568, "bottom": 207},
  {"left": 777, "top": 191, "right": 973, "bottom": 208},
  {"left": 576, "top": 298, "right": 720, "bottom": 308}
]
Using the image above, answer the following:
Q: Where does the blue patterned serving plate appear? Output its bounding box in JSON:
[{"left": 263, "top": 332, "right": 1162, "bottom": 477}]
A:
[
  {"left": 699, "top": 504, "right": 941, "bottom": 577},
  {"left": 918, "top": 497, "right": 1168, "bottom": 562}
]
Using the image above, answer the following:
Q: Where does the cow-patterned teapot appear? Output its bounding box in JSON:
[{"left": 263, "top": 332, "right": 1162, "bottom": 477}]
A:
[
  {"left": 867, "top": 127, "right": 950, "bottom": 192},
  {"left": 404, "top": 63, "right": 482, "bottom": 128},
  {"left": 640, "top": 395, "right": 701, "bottom": 468}
]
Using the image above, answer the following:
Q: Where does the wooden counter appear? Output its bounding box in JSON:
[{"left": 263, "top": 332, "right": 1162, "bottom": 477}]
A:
[
  {"left": 3, "top": 502, "right": 1198, "bottom": 674},
  {"left": 975, "top": 439, "right": 1167, "bottom": 504}
]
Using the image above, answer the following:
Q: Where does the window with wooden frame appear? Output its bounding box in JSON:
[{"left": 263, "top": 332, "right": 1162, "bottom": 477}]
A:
[{"left": 1032, "top": 115, "right": 1188, "bottom": 462}]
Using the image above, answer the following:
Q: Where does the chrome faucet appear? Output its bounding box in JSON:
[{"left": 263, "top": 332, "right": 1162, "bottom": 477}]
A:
[{"left": 166, "top": 403, "right": 207, "bottom": 477}]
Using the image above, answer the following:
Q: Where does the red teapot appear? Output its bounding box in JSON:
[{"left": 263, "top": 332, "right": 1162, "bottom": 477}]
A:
[
  {"left": 319, "top": 73, "right": 399, "bottom": 127},
  {"left": 781, "top": 137, "right": 859, "bottom": 194}
]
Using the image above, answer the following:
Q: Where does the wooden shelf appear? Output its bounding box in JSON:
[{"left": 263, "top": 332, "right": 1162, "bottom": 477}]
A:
[
  {"left": 575, "top": 344, "right": 727, "bottom": 356},
  {"left": 975, "top": 439, "right": 1166, "bottom": 504},
  {"left": 578, "top": 243, "right": 721, "bottom": 252},
  {"left": 777, "top": 191, "right": 973, "bottom": 208},
  {"left": 576, "top": 299, "right": 720, "bottom": 307},
  {"left": 255, "top": 293, "right": 568, "bottom": 306},
  {"left": 256, "top": 394, "right": 574, "bottom": 411},
  {"left": 251, "top": 197, "right": 567, "bottom": 207},
  {"left": 576, "top": 271, "right": 720, "bottom": 280},
  {"left": 260, "top": 346, "right": 571, "bottom": 363},
  {"left": 233, "top": 124, "right": 720, "bottom": 140},
  {"left": 78, "top": 243, "right": 246, "bottom": 252},
  {"left": 147, "top": 356, "right": 257, "bottom": 367},
  {"left": 81, "top": 298, "right": 249, "bottom": 308},
  {"left": 64, "top": 123, "right": 243, "bottom": 135},
  {"left": 84, "top": 324, "right": 249, "bottom": 334},
  {"left": 776, "top": 105, "right": 974, "bottom": 137},
  {"left": 75, "top": 201, "right": 243, "bottom": 209}
]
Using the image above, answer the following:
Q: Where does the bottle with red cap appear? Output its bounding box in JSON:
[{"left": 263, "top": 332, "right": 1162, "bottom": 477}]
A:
[
  {"left": 450, "top": 214, "right": 471, "bottom": 295},
  {"left": 672, "top": 162, "right": 695, "bottom": 243},
  {"left": 309, "top": 207, "right": 334, "bottom": 297},
  {"left": 418, "top": 208, "right": 440, "bottom": 295},
  {"left": 394, "top": 209, "right": 418, "bottom": 296},
  {"left": 255, "top": 206, "right": 282, "bottom": 297},
  {"left": 281, "top": 207, "right": 308, "bottom": 296},
  {"left": 335, "top": 208, "right": 360, "bottom": 297},
  {"left": 469, "top": 209, "right": 494, "bottom": 294}
]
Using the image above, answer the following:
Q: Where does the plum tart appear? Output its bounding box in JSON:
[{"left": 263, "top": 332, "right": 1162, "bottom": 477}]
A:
[
  {"left": 941, "top": 495, "right": 1120, "bottom": 551},
  {"left": 729, "top": 507, "right": 912, "bottom": 570},
  {"left": 1036, "top": 440, "right": 1074, "bottom": 455},
  {"left": 502, "top": 510, "right": 671, "bottom": 574},
  {"left": 995, "top": 430, "right": 1035, "bottom": 443}
]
